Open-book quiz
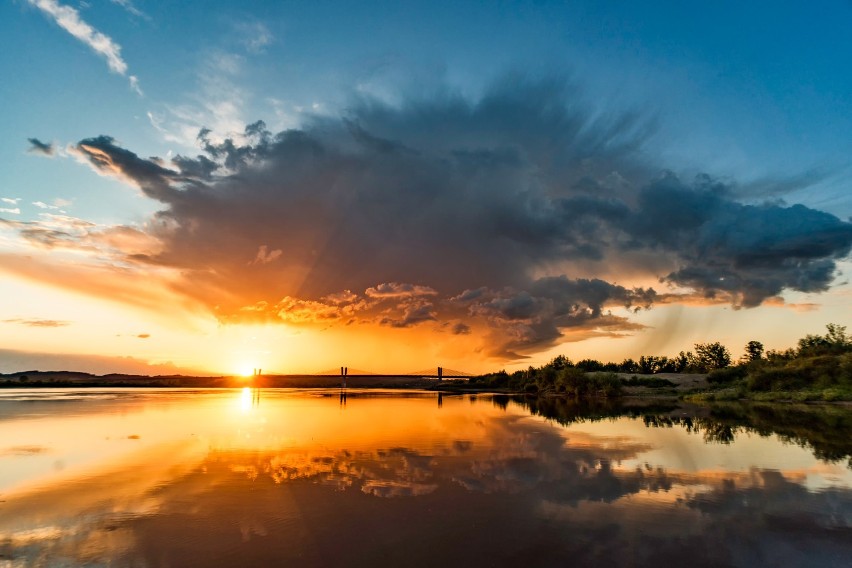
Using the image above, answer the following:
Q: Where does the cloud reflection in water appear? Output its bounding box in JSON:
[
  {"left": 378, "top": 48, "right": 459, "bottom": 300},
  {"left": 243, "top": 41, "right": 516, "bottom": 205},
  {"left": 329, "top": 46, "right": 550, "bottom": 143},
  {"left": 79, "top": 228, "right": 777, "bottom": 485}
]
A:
[{"left": 0, "top": 390, "right": 850, "bottom": 567}]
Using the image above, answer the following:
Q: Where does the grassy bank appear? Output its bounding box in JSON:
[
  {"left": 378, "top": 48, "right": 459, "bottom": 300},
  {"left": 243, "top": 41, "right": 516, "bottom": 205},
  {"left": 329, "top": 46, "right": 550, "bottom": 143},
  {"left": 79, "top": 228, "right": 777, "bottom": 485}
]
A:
[{"left": 470, "top": 324, "right": 852, "bottom": 403}]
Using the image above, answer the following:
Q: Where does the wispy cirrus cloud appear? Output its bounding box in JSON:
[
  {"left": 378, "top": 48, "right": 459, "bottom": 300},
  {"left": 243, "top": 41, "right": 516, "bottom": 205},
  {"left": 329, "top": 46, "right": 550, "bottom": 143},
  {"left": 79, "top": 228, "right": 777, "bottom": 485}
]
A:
[
  {"left": 27, "top": 0, "right": 142, "bottom": 95},
  {"left": 108, "top": 0, "right": 149, "bottom": 21},
  {"left": 147, "top": 52, "right": 247, "bottom": 147},
  {"left": 235, "top": 21, "right": 273, "bottom": 54}
]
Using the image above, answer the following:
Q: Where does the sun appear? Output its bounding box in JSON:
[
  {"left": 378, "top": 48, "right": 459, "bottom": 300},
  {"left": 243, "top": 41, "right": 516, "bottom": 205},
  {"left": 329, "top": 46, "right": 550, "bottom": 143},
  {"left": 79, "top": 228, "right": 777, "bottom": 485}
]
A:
[{"left": 237, "top": 364, "right": 256, "bottom": 378}]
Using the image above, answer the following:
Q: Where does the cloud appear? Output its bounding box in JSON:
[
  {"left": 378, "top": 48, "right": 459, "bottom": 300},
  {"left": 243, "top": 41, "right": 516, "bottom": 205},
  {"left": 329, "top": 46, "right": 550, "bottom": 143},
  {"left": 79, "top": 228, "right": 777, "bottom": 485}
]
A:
[
  {"left": 761, "top": 296, "right": 820, "bottom": 312},
  {"left": 15, "top": 77, "right": 852, "bottom": 359},
  {"left": 0, "top": 446, "right": 51, "bottom": 456},
  {"left": 235, "top": 21, "right": 273, "bottom": 54},
  {"left": 250, "top": 245, "right": 282, "bottom": 265},
  {"left": 27, "top": 0, "right": 141, "bottom": 94},
  {"left": 379, "top": 301, "right": 437, "bottom": 328},
  {"left": 31, "top": 200, "right": 68, "bottom": 212},
  {"left": 108, "top": 0, "right": 149, "bottom": 20},
  {"left": 70, "top": 135, "right": 179, "bottom": 201},
  {"left": 274, "top": 296, "right": 345, "bottom": 324},
  {"left": 27, "top": 137, "right": 55, "bottom": 157},
  {"left": 450, "top": 322, "right": 471, "bottom": 335},
  {"left": 129, "top": 75, "right": 143, "bottom": 96},
  {"left": 623, "top": 173, "right": 852, "bottom": 307},
  {"left": 365, "top": 282, "right": 437, "bottom": 299},
  {"left": 450, "top": 277, "right": 653, "bottom": 356},
  {"left": 147, "top": 53, "right": 248, "bottom": 147},
  {"left": 0, "top": 214, "right": 159, "bottom": 260},
  {"left": 0, "top": 207, "right": 21, "bottom": 215},
  {"left": 2, "top": 318, "right": 70, "bottom": 328}
]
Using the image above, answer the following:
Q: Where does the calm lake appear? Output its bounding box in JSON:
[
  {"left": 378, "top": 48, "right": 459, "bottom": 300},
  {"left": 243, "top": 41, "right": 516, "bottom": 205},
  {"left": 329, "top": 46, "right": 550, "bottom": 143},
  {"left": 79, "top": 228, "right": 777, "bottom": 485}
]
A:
[{"left": 1, "top": 388, "right": 850, "bottom": 567}]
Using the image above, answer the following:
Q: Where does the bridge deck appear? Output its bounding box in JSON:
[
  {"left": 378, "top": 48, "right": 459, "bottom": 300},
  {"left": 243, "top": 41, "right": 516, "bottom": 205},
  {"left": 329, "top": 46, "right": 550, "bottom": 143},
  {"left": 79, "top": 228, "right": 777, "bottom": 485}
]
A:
[{"left": 313, "top": 374, "right": 470, "bottom": 379}]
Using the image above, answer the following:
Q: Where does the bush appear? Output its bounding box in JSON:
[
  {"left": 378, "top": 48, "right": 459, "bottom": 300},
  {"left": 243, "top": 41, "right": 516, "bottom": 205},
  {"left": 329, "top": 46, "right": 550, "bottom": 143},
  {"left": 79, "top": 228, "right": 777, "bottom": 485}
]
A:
[
  {"left": 707, "top": 366, "right": 747, "bottom": 384},
  {"left": 576, "top": 359, "right": 605, "bottom": 372},
  {"left": 590, "top": 372, "right": 623, "bottom": 398},
  {"left": 621, "top": 376, "right": 677, "bottom": 388},
  {"left": 557, "top": 367, "right": 589, "bottom": 397},
  {"left": 747, "top": 367, "right": 804, "bottom": 391}
]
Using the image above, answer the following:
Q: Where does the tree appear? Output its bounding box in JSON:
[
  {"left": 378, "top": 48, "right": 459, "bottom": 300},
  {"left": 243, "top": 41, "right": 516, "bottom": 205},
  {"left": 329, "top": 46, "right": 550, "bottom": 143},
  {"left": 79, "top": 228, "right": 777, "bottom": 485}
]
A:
[
  {"left": 576, "top": 358, "right": 604, "bottom": 372},
  {"left": 743, "top": 341, "right": 764, "bottom": 362},
  {"left": 550, "top": 355, "right": 572, "bottom": 370},
  {"left": 798, "top": 324, "right": 851, "bottom": 356},
  {"left": 673, "top": 351, "right": 690, "bottom": 372},
  {"left": 825, "top": 324, "right": 850, "bottom": 349},
  {"left": 798, "top": 333, "right": 829, "bottom": 355},
  {"left": 619, "top": 358, "right": 640, "bottom": 373},
  {"left": 694, "top": 342, "right": 731, "bottom": 371}
]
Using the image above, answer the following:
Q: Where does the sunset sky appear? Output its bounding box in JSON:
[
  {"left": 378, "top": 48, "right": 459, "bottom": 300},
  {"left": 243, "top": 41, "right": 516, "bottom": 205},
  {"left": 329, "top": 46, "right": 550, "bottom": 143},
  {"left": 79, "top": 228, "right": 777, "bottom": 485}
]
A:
[{"left": 1, "top": 0, "right": 851, "bottom": 375}]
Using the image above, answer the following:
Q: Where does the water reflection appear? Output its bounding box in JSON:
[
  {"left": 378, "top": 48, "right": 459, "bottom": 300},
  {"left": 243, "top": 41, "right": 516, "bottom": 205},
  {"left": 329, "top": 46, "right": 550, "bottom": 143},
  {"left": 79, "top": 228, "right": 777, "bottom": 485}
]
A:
[
  {"left": 0, "top": 389, "right": 850, "bottom": 567},
  {"left": 517, "top": 396, "right": 852, "bottom": 468}
]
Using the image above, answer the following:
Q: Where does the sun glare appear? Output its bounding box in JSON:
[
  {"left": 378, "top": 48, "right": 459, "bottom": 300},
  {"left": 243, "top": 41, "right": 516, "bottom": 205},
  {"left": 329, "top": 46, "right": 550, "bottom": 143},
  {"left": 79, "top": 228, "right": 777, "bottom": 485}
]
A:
[
  {"left": 239, "top": 387, "right": 252, "bottom": 412},
  {"left": 237, "top": 364, "right": 256, "bottom": 378}
]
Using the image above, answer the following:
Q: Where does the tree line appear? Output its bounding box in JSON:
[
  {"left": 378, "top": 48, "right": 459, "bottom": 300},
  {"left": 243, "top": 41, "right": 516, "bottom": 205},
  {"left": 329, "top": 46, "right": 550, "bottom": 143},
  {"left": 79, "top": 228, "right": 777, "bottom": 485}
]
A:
[{"left": 471, "top": 323, "right": 852, "bottom": 400}]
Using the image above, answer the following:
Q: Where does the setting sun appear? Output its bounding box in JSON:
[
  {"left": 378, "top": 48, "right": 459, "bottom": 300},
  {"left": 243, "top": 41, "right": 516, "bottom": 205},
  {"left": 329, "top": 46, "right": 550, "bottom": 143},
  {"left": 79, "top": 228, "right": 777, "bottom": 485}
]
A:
[{"left": 237, "top": 365, "right": 257, "bottom": 378}]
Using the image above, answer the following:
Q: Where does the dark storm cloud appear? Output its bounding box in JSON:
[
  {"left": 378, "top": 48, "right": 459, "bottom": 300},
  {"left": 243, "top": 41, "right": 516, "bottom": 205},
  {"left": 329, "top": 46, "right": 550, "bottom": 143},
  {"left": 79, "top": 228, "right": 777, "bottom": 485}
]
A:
[
  {"left": 56, "top": 77, "right": 852, "bottom": 357},
  {"left": 27, "top": 137, "right": 55, "bottom": 156},
  {"left": 625, "top": 173, "right": 852, "bottom": 306},
  {"left": 450, "top": 322, "right": 471, "bottom": 335},
  {"left": 74, "top": 135, "right": 181, "bottom": 201},
  {"left": 453, "top": 277, "right": 654, "bottom": 356},
  {"left": 379, "top": 301, "right": 437, "bottom": 328}
]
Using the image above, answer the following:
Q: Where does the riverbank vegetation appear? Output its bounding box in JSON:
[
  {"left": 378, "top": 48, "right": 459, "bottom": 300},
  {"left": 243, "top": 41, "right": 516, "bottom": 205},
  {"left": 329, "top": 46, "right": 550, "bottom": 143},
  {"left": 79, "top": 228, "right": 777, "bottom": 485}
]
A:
[
  {"left": 691, "top": 324, "right": 852, "bottom": 402},
  {"left": 471, "top": 324, "right": 852, "bottom": 401}
]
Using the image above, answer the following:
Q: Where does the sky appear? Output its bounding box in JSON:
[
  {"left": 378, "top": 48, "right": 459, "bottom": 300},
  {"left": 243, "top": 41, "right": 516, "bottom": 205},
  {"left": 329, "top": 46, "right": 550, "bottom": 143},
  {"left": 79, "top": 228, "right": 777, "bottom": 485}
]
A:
[{"left": 1, "top": 0, "right": 851, "bottom": 375}]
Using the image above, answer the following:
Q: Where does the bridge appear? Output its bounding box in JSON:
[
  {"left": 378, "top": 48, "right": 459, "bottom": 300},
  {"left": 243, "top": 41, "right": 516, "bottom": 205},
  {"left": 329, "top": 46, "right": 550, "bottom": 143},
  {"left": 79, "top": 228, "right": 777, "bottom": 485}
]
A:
[{"left": 312, "top": 366, "right": 474, "bottom": 380}]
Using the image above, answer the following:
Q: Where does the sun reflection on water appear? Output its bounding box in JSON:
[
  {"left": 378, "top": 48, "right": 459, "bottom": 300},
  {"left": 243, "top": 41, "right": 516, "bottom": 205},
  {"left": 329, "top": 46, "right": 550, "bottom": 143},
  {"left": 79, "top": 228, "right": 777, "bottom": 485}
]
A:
[
  {"left": 240, "top": 387, "right": 252, "bottom": 413},
  {"left": 237, "top": 387, "right": 264, "bottom": 414},
  {"left": 0, "top": 391, "right": 850, "bottom": 567}
]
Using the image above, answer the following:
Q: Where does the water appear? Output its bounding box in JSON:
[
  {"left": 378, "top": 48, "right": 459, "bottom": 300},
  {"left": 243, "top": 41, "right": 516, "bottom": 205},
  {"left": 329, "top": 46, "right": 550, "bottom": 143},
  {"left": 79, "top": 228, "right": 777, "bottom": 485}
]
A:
[{"left": 0, "top": 388, "right": 850, "bottom": 567}]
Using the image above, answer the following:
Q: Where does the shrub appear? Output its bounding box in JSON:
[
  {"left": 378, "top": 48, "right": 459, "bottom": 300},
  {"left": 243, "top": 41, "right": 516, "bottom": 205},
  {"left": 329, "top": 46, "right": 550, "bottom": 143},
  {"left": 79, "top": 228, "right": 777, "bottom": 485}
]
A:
[
  {"left": 707, "top": 366, "right": 747, "bottom": 384},
  {"left": 557, "top": 367, "right": 590, "bottom": 397},
  {"left": 621, "top": 376, "right": 677, "bottom": 388},
  {"left": 590, "top": 372, "right": 623, "bottom": 397}
]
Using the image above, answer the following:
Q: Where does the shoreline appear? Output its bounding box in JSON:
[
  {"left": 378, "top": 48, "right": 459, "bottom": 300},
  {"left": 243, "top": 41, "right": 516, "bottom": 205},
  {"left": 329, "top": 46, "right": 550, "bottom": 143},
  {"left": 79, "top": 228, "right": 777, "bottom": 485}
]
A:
[{"left": 3, "top": 370, "right": 851, "bottom": 404}]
